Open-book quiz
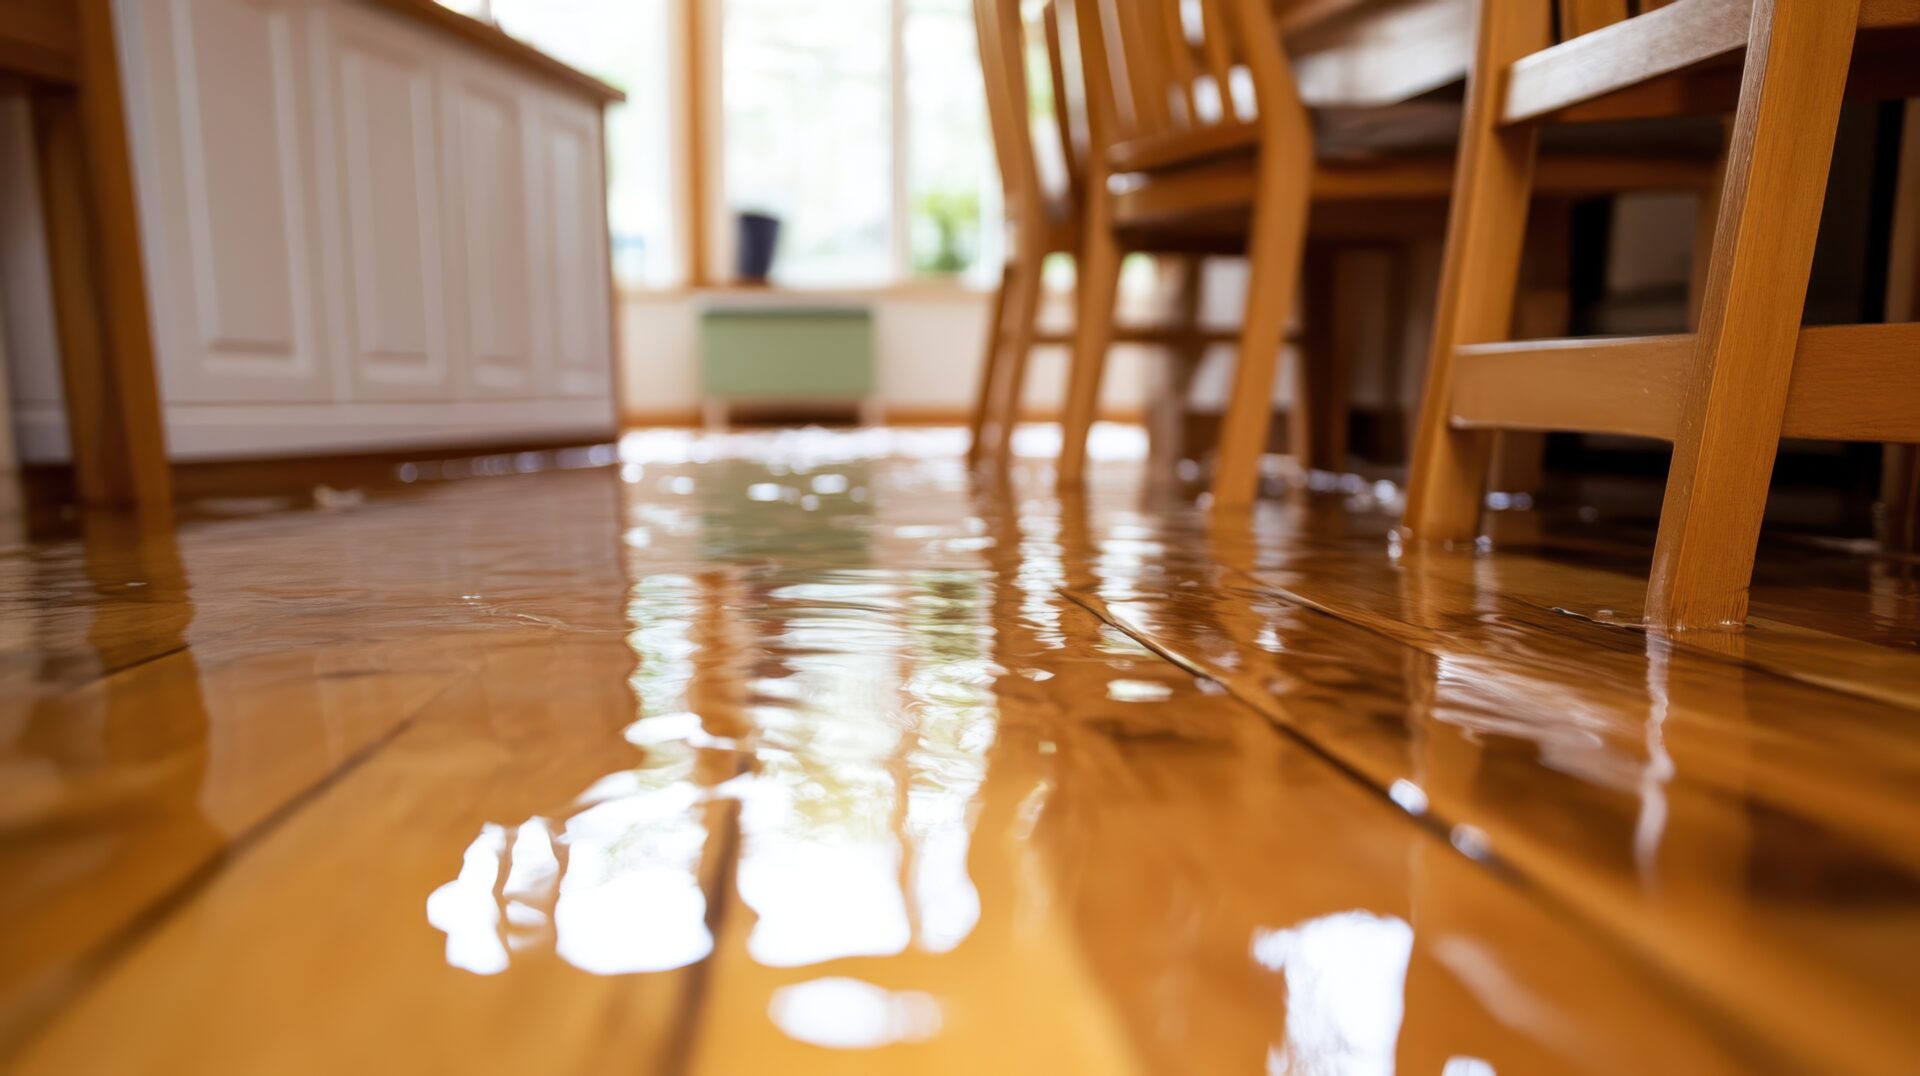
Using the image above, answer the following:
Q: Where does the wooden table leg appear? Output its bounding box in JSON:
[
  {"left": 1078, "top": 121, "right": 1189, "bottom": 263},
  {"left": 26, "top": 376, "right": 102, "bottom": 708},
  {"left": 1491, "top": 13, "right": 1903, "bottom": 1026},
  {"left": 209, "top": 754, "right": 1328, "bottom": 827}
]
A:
[{"left": 27, "top": 0, "right": 170, "bottom": 512}]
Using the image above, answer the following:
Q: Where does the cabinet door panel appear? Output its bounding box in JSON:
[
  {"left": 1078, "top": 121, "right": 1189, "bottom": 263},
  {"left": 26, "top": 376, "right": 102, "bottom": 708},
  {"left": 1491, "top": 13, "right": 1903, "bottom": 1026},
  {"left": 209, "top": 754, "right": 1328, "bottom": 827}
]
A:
[
  {"left": 443, "top": 72, "right": 537, "bottom": 396},
  {"left": 121, "top": 0, "right": 327, "bottom": 403},
  {"left": 321, "top": 8, "right": 449, "bottom": 400},
  {"left": 538, "top": 102, "right": 612, "bottom": 398}
]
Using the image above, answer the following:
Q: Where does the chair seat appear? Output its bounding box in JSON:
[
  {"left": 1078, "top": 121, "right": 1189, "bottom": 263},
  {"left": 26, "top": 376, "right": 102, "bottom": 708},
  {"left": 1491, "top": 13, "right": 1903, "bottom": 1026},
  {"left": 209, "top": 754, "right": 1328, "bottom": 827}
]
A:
[
  {"left": 1316, "top": 99, "right": 1729, "bottom": 160},
  {"left": 1109, "top": 129, "right": 1717, "bottom": 230},
  {"left": 1108, "top": 122, "right": 1260, "bottom": 174},
  {"left": 1109, "top": 101, "right": 1726, "bottom": 182}
]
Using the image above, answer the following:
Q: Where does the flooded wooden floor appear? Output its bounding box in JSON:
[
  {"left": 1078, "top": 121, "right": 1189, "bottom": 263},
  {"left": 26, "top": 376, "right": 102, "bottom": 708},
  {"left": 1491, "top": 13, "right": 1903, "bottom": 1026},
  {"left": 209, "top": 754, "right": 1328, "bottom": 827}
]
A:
[{"left": 4, "top": 427, "right": 1919, "bottom": 1073}]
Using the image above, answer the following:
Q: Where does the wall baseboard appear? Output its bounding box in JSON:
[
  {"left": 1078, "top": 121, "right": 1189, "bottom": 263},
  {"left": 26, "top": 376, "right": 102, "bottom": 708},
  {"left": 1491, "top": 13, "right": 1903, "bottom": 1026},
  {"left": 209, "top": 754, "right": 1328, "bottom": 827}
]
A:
[
  {"left": 618, "top": 409, "right": 705, "bottom": 428},
  {"left": 832, "top": 407, "right": 1147, "bottom": 427},
  {"left": 618, "top": 407, "right": 1148, "bottom": 429}
]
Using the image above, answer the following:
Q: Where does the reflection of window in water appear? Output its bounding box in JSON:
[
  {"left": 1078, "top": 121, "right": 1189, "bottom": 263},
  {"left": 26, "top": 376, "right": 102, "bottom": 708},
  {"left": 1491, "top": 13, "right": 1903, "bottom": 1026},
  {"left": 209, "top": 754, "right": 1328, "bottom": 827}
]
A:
[
  {"left": 768, "top": 978, "right": 943, "bottom": 1050},
  {"left": 1251, "top": 911, "right": 1415, "bottom": 1076},
  {"left": 426, "top": 789, "right": 714, "bottom": 977},
  {"left": 427, "top": 573, "right": 715, "bottom": 978},
  {"left": 425, "top": 538, "right": 999, "bottom": 984}
]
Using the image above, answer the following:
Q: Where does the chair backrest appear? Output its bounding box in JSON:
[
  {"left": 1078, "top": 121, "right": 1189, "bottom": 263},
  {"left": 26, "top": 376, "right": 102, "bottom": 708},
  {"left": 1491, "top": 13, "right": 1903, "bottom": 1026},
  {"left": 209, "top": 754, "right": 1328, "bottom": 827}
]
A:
[
  {"left": 1493, "top": 0, "right": 1795, "bottom": 130},
  {"left": 1057, "top": 0, "right": 1300, "bottom": 154},
  {"left": 1042, "top": 1, "right": 1090, "bottom": 207},
  {"left": 976, "top": 0, "right": 1093, "bottom": 231},
  {"left": 974, "top": 0, "right": 1044, "bottom": 214}
]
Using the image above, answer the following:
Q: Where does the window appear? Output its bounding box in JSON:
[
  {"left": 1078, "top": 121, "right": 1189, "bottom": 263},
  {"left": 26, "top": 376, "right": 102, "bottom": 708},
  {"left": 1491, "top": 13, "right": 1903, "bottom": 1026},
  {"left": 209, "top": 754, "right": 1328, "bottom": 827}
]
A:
[
  {"left": 438, "top": 0, "right": 1004, "bottom": 289},
  {"left": 722, "top": 0, "right": 894, "bottom": 285},
  {"left": 722, "top": 0, "right": 1000, "bottom": 287},
  {"left": 903, "top": 0, "right": 1000, "bottom": 281}
]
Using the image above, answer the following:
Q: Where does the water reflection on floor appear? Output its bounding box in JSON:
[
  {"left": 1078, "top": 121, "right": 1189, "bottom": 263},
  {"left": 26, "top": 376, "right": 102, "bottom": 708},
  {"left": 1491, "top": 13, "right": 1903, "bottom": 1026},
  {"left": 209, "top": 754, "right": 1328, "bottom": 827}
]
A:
[{"left": 4, "top": 427, "right": 1915, "bottom": 1073}]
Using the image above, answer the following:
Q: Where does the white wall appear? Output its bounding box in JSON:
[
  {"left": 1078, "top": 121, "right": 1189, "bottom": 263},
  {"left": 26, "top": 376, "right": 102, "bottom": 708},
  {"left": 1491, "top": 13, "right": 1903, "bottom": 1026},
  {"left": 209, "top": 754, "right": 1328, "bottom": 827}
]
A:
[{"left": 617, "top": 286, "right": 1163, "bottom": 422}]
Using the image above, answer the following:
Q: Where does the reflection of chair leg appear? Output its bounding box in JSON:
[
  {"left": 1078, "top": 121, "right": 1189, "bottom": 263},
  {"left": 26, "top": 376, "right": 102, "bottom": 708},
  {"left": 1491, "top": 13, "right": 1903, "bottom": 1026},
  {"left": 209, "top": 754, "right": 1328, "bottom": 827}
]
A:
[
  {"left": 1647, "top": 2, "right": 1857, "bottom": 631},
  {"left": 1057, "top": 222, "right": 1122, "bottom": 489},
  {"left": 1212, "top": 139, "right": 1312, "bottom": 510},
  {"left": 966, "top": 264, "right": 1014, "bottom": 468},
  {"left": 988, "top": 248, "right": 1046, "bottom": 468}
]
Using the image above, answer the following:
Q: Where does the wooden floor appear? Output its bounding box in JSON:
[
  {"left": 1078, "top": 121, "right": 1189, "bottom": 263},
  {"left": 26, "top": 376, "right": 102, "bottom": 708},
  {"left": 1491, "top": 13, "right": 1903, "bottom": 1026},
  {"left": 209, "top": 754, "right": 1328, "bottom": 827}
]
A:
[{"left": 4, "top": 427, "right": 1920, "bottom": 1073}]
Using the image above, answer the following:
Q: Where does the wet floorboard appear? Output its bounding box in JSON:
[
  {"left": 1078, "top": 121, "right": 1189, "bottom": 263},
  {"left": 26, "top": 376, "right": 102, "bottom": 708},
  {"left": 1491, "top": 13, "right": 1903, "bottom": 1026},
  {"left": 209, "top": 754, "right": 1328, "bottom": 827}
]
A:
[{"left": 3, "top": 428, "right": 1918, "bottom": 1072}]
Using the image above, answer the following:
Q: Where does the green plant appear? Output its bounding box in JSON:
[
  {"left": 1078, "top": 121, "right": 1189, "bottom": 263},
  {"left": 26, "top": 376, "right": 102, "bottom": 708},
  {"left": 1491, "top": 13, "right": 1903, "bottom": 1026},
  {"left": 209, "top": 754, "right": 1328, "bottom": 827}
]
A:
[{"left": 913, "top": 189, "right": 980, "bottom": 275}]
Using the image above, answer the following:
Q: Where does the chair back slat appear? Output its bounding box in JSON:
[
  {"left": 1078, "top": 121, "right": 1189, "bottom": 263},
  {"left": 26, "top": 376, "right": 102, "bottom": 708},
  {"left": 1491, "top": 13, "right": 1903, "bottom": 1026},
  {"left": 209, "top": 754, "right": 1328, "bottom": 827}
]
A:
[
  {"left": 974, "top": 0, "right": 1045, "bottom": 214},
  {"left": 1044, "top": 0, "right": 1089, "bottom": 205},
  {"left": 1158, "top": 0, "right": 1205, "bottom": 125},
  {"left": 1196, "top": 0, "right": 1244, "bottom": 120},
  {"left": 1115, "top": 1, "right": 1177, "bottom": 133},
  {"left": 1071, "top": 0, "right": 1277, "bottom": 146}
]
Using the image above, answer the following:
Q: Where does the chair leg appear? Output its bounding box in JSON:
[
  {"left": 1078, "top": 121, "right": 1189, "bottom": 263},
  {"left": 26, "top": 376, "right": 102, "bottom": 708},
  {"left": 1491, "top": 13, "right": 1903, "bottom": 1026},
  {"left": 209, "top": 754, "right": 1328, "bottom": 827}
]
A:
[
  {"left": 1402, "top": 4, "right": 1548, "bottom": 540},
  {"left": 1489, "top": 203, "right": 1573, "bottom": 497},
  {"left": 1057, "top": 223, "right": 1122, "bottom": 489},
  {"left": 966, "top": 262, "right": 1014, "bottom": 468},
  {"left": 988, "top": 247, "right": 1046, "bottom": 468},
  {"left": 1646, "top": 0, "right": 1859, "bottom": 631},
  {"left": 1146, "top": 255, "right": 1206, "bottom": 486},
  {"left": 1883, "top": 445, "right": 1920, "bottom": 555},
  {"left": 1293, "top": 241, "right": 1349, "bottom": 475},
  {"left": 1211, "top": 140, "right": 1312, "bottom": 510},
  {"left": 30, "top": 85, "right": 172, "bottom": 511},
  {"left": 1687, "top": 121, "right": 1732, "bottom": 331}
]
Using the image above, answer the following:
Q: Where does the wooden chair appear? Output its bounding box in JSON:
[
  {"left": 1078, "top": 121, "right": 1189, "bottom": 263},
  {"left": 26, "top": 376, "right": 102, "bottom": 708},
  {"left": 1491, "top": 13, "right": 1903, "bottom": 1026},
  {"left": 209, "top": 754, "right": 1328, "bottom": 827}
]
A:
[
  {"left": 1048, "top": 0, "right": 1723, "bottom": 509},
  {"left": 1404, "top": 0, "right": 1920, "bottom": 631},
  {"left": 967, "top": 0, "right": 1233, "bottom": 470}
]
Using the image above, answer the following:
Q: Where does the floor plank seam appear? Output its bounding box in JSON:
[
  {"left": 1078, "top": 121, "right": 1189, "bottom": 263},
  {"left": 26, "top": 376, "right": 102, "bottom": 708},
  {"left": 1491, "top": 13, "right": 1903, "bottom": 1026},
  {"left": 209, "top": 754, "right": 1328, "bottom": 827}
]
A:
[
  {"left": 6, "top": 668, "right": 474, "bottom": 1061},
  {"left": 1060, "top": 585, "right": 1819, "bottom": 1074}
]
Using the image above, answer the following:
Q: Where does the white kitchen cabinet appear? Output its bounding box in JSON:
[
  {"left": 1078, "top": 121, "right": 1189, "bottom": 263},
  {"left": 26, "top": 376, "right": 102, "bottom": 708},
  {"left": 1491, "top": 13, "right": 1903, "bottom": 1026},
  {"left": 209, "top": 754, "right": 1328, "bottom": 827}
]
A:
[
  {"left": 117, "top": 0, "right": 331, "bottom": 406},
  {"left": 439, "top": 57, "right": 541, "bottom": 399},
  {"left": 535, "top": 100, "right": 613, "bottom": 399},
  {"left": 89, "top": 0, "right": 619, "bottom": 460}
]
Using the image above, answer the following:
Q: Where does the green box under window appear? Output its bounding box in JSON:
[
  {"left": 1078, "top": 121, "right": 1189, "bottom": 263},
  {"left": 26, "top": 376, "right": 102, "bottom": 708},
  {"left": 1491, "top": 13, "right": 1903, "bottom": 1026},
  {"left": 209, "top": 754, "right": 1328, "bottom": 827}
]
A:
[{"left": 699, "top": 307, "right": 875, "bottom": 401}]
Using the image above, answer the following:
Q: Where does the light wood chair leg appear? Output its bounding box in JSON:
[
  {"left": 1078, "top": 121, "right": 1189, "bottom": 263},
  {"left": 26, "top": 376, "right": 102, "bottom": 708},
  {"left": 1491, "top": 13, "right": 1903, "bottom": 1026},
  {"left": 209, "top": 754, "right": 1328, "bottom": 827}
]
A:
[
  {"left": 1210, "top": 140, "right": 1312, "bottom": 510},
  {"left": 1146, "top": 255, "right": 1206, "bottom": 485},
  {"left": 1057, "top": 220, "right": 1122, "bottom": 489},
  {"left": 1646, "top": 0, "right": 1860, "bottom": 631},
  {"left": 966, "top": 262, "right": 1015, "bottom": 468},
  {"left": 1401, "top": 3, "right": 1549, "bottom": 540},
  {"left": 988, "top": 245, "right": 1046, "bottom": 468},
  {"left": 1687, "top": 121, "right": 1733, "bottom": 331},
  {"left": 1876, "top": 101, "right": 1920, "bottom": 555},
  {"left": 1293, "top": 242, "right": 1349, "bottom": 475},
  {"left": 1883, "top": 444, "right": 1920, "bottom": 555}
]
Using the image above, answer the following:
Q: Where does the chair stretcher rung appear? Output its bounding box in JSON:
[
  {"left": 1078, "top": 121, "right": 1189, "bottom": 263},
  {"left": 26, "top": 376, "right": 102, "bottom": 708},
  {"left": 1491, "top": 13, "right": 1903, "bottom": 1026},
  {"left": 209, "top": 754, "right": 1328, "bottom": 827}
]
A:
[{"left": 1449, "top": 324, "right": 1920, "bottom": 443}]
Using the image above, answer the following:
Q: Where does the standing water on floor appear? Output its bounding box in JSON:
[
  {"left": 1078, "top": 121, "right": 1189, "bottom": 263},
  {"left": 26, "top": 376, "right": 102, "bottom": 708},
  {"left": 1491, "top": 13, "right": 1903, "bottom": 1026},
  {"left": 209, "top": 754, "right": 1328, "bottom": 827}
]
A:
[{"left": 5, "top": 427, "right": 1917, "bottom": 1073}]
